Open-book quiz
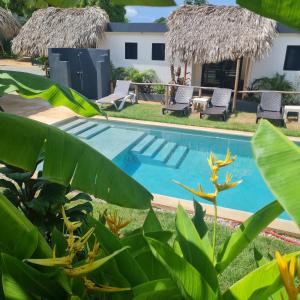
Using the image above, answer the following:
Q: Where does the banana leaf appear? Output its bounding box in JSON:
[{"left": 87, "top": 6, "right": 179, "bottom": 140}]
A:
[
  {"left": 216, "top": 200, "right": 283, "bottom": 273},
  {"left": 252, "top": 120, "right": 300, "bottom": 227},
  {"left": 237, "top": 0, "right": 300, "bottom": 30},
  {"left": 0, "top": 192, "right": 51, "bottom": 259},
  {"left": 0, "top": 70, "right": 101, "bottom": 117},
  {"left": 223, "top": 251, "right": 300, "bottom": 300},
  {"left": 0, "top": 113, "right": 152, "bottom": 209}
]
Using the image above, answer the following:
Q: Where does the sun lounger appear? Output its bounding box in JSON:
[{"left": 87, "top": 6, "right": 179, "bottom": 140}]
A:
[
  {"left": 200, "top": 88, "right": 232, "bottom": 121},
  {"left": 96, "top": 80, "right": 136, "bottom": 111},
  {"left": 256, "top": 92, "right": 284, "bottom": 126},
  {"left": 162, "top": 86, "right": 194, "bottom": 116}
]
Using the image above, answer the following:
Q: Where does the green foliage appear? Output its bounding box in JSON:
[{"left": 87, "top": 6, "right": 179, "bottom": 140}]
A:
[
  {"left": 154, "top": 17, "right": 167, "bottom": 23},
  {"left": 111, "top": 0, "right": 175, "bottom": 6},
  {"left": 0, "top": 70, "right": 101, "bottom": 117},
  {"left": 0, "top": 112, "right": 152, "bottom": 210},
  {"left": 250, "top": 73, "right": 299, "bottom": 105},
  {"left": 152, "top": 84, "right": 165, "bottom": 94},
  {"left": 78, "top": 0, "right": 126, "bottom": 22},
  {"left": 184, "top": 0, "right": 207, "bottom": 4},
  {"left": 252, "top": 120, "right": 300, "bottom": 228},
  {"left": 237, "top": 0, "right": 300, "bottom": 30}
]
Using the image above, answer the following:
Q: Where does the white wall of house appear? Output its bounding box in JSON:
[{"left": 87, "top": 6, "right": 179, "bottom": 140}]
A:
[
  {"left": 101, "top": 32, "right": 189, "bottom": 83},
  {"left": 249, "top": 33, "right": 300, "bottom": 91}
]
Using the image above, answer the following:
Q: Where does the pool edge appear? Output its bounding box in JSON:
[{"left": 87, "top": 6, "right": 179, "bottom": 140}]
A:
[{"left": 152, "top": 193, "right": 300, "bottom": 238}]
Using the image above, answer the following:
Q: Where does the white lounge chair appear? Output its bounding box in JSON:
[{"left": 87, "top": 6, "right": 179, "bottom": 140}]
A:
[{"left": 96, "top": 80, "right": 136, "bottom": 111}]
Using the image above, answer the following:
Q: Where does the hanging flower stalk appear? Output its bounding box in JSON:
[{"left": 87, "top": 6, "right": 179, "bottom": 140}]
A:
[
  {"left": 25, "top": 207, "right": 130, "bottom": 294},
  {"left": 174, "top": 149, "right": 242, "bottom": 263},
  {"left": 276, "top": 251, "right": 300, "bottom": 300},
  {"left": 105, "top": 210, "right": 131, "bottom": 238}
]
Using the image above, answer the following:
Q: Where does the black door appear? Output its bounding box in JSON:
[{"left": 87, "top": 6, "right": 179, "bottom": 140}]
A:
[{"left": 201, "top": 59, "right": 243, "bottom": 89}]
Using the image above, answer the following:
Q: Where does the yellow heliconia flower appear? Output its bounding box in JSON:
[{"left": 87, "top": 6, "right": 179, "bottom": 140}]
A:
[
  {"left": 106, "top": 211, "right": 131, "bottom": 236},
  {"left": 215, "top": 149, "right": 236, "bottom": 168},
  {"left": 276, "top": 251, "right": 300, "bottom": 300},
  {"left": 174, "top": 180, "right": 217, "bottom": 202},
  {"left": 83, "top": 278, "right": 130, "bottom": 293},
  {"left": 216, "top": 173, "right": 242, "bottom": 192},
  {"left": 87, "top": 241, "right": 100, "bottom": 263}
]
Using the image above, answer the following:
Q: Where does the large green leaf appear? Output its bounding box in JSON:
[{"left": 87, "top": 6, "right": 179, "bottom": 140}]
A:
[
  {"left": 133, "top": 279, "right": 181, "bottom": 300},
  {"left": 175, "top": 205, "right": 218, "bottom": 292},
  {"left": 223, "top": 251, "right": 300, "bottom": 300},
  {"left": 143, "top": 208, "right": 163, "bottom": 233},
  {"left": 252, "top": 120, "right": 300, "bottom": 227},
  {"left": 237, "top": 0, "right": 300, "bottom": 30},
  {"left": 216, "top": 200, "right": 283, "bottom": 273},
  {"left": 146, "top": 237, "right": 217, "bottom": 300},
  {"left": 0, "top": 113, "right": 152, "bottom": 209},
  {"left": 0, "top": 192, "right": 51, "bottom": 259},
  {"left": 1, "top": 253, "right": 66, "bottom": 300},
  {"left": 112, "top": 0, "right": 175, "bottom": 6},
  {"left": 0, "top": 70, "right": 101, "bottom": 117},
  {"left": 87, "top": 216, "right": 149, "bottom": 287}
]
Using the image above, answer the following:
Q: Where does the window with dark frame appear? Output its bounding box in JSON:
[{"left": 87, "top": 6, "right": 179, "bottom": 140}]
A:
[
  {"left": 125, "top": 42, "right": 137, "bottom": 59},
  {"left": 152, "top": 43, "right": 165, "bottom": 61},
  {"left": 284, "top": 46, "right": 300, "bottom": 71}
]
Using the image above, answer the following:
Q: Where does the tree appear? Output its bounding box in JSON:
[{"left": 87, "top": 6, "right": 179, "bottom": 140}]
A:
[
  {"left": 154, "top": 17, "right": 167, "bottom": 23},
  {"left": 0, "top": 0, "right": 126, "bottom": 22},
  {"left": 184, "top": 0, "right": 207, "bottom": 4}
]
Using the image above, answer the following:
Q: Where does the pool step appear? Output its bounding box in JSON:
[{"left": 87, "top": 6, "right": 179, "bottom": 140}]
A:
[
  {"left": 66, "top": 121, "right": 97, "bottom": 136},
  {"left": 59, "top": 118, "right": 85, "bottom": 131},
  {"left": 142, "top": 138, "right": 166, "bottom": 157},
  {"left": 131, "top": 135, "right": 156, "bottom": 153},
  {"left": 154, "top": 142, "right": 177, "bottom": 163},
  {"left": 166, "top": 145, "right": 188, "bottom": 168},
  {"left": 78, "top": 124, "right": 110, "bottom": 139}
]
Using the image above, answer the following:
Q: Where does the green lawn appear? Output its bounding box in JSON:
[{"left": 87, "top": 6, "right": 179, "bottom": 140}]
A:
[
  {"left": 105, "top": 103, "right": 300, "bottom": 137},
  {"left": 93, "top": 202, "right": 298, "bottom": 292}
]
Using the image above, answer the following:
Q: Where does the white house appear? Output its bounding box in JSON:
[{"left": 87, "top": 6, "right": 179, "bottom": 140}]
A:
[{"left": 102, "top": 22, "right": 300, "bottom": 91}]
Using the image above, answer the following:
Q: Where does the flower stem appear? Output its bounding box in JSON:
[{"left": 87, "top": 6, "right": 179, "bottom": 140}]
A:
[{"left": 212, "top": 200, "right": 218, "bottom": 264}]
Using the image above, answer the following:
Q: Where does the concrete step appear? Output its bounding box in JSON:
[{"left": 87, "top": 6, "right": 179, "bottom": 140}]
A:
[
  {"left": 154, "top": 142, "right": 177, "bottom": 163},
  {"left": 66, "top": 121, "right": 97, "bottom": 136},
  {"left": 78, "top": 124, "right": 110, "bottom": 139},
  {"left": 142, "top": 138, "right": 166, "bottom": 157},
  {"left": 59, "top": 118, "right": 85, "bottom": 131},
  {"left": 166, "top": 145, "right": 188, "bottom": 168},
  {"left": 131, "top": 135, "right": 156, "bottom": 153}
]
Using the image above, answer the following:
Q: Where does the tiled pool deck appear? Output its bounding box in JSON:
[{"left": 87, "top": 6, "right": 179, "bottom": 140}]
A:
[{"left": 2, "top": 93, "right": 300, "bottom": 237}]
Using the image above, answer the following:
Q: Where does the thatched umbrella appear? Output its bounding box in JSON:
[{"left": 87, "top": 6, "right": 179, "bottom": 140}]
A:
[
  {"left": 12, "top": 6, "right": 109, "bottom": 57},
  {"left": 166, "top": 5, "right": 278, "bottom": 110},
  {"left": 0, "top": 7, "right": 20, "bottom": 41}
]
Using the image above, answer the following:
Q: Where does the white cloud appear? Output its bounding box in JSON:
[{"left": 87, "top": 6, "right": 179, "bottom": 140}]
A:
[{"left": 126, "top": 7, "right": 138, "bottom": 18}]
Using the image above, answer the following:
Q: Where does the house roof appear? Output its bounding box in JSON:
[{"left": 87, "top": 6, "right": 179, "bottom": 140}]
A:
[
  {"left": 0, "top": 7, "right": 20, "bottom": 41},
  {"left": 277, "top": 23, "right": 300, "bottom": 34},
  {"left": 166, "top": 5, "right": 278, "bottom": 64},
  {"left": 106, "top": 22, "right": 168, "bottom": 33},
  {"left": 12, "top": 7, "right": 109, "bottom": 57}
]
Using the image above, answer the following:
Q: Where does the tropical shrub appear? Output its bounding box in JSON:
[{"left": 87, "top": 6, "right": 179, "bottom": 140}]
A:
[
  {"left": 152, "top": 84, "right": 165, "bottom": 94},
  {"left": 249, "top": 73, "right": 299, "bottom": 105}
]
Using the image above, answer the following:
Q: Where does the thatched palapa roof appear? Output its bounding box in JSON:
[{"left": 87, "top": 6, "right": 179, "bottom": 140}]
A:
[
  {"left": 12, "top": 6, "right": 109, "bottom": 57},
  {"left": 166, "top": 5, "right": 277, "bottom": 64},
  {"left": 0, "top": 7, "right": 20, "bottom": 40}
]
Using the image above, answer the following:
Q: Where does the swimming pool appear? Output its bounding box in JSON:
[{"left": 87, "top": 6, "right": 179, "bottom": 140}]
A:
[{"left": 58, "top": 118, "right": 290, "bottom": 220}]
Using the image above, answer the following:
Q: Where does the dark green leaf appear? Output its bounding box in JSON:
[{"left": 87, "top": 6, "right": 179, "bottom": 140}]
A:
[
  {"left": 87, "top": 216, "right": 149, "bottom": 286},
  {"left": 175, "top": 205, "right": 218, "bottom": 292},
  {"left": 1, "top": 253, "right": 66, "bottom": 300},
  {"left": 216, "top": 200, "right": 283, "bottom": 273},
  {"left": 252, "top": 120, "right": 300, "bottom": 227},
  {"left": 147, "top": 237, "right": 217, "bottom": 299},
  {"left": 0, "top": 113, "right": 152, "bottom": 209},
  {"left": 51, "top": 227, "right": 68, "bottom": 257},
  {"left": 0, "top": 70, "right": 101, "bottom": 117},
  {"left": 143, "top": 208, "right": 163, "bottom": 233}
]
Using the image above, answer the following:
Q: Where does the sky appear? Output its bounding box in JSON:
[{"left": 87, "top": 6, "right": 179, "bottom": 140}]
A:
[{"left": 125, "top": 0, "right": 236, "bottom": 23}]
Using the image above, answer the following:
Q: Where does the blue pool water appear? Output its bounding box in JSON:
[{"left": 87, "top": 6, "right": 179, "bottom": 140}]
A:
[{"left": 58, "top": 118, "right": 290, "bottom": 220}]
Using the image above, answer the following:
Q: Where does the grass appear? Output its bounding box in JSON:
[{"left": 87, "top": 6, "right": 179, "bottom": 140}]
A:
[
  {"left": 104, "top": 103, "right": 300, "bottom": 137},
  {"left": 93, "top": 202, "right": 298, "bottom": 293}
]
